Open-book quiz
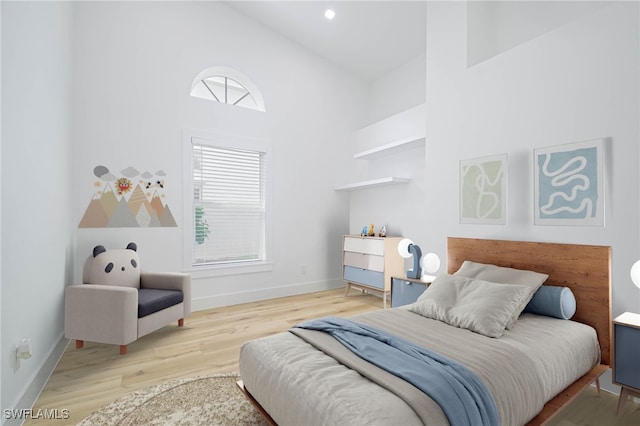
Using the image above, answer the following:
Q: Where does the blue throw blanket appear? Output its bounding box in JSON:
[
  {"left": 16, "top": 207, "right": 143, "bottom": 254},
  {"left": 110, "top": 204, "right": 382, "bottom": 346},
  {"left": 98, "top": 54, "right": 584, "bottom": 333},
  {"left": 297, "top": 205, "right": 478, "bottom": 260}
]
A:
[{"left": 294, "top": 316, "right": 499, "bottom": 426}]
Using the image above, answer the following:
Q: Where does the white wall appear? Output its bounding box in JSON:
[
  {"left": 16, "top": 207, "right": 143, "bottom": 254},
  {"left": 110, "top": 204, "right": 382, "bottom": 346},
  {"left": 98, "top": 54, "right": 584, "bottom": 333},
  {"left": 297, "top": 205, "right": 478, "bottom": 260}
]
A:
[
  {"left": 347, "top": 103, "right": 427, "bottom": 240},
  {"left": 348, "top": 1, "right": 640, "bottom": 318},
  {"left": 71, "top": 1, "right": 368, "bottom": 309},
  {"left": 467, "top": 1, "right": 610, "bottom": 67},
  {"left": 368, "top": 53, "right": 426, "bottom": 123},
  {"left": 0, "top": 1, "right": 3, "bottom": 412},
  {"left": 423, "top": 1, "right": 639, "bottom": 314},
  {"left": 345, "top": 47, "right": 427, "bottom": 246},
  {"left": 1, "top": 0, "right": 75, "bottom": 414}
]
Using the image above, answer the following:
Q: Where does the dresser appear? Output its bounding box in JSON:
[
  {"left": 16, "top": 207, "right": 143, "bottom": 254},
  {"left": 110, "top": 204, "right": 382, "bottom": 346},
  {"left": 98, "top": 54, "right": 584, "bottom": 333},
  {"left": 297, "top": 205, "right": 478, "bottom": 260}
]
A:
[
  {"left": 342, "top": 235, "right": 405, "bottom": 308},
  {"left": 613, "top": 312, "right": 640, "bottom": 414}
]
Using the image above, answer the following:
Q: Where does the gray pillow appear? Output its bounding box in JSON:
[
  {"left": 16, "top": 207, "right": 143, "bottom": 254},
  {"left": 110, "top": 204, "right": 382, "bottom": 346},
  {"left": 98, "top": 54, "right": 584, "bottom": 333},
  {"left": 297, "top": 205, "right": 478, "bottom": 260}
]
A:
[
  {"left": 453, "top": 261, "right": 548, "bottom": 329},
  {"left": 409, "top": 274, "right": 532, "bottom": 338}
]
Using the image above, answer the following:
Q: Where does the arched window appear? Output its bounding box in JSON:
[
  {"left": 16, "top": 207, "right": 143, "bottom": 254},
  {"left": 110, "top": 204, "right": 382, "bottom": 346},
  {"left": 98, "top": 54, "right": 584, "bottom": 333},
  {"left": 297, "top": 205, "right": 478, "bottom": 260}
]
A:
[{"left": 190, "top": 66, "right": 266, "bottom": 112}]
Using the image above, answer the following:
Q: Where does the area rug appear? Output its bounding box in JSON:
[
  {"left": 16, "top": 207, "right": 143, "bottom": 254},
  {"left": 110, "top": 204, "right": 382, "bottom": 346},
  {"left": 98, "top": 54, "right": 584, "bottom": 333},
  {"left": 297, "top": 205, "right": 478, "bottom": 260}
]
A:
[
  {"left": 79, "top": 371, "right": 640, "bottom": 425},
  {"left": 78, "top": 372, "right": 268, "bottom": 425}
]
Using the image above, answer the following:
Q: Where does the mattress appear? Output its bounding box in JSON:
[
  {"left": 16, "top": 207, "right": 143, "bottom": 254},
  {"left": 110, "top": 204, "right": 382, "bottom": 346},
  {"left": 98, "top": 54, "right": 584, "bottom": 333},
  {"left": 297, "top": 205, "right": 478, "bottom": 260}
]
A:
[{"left": 239, "top": 308, "right": 600, "bottom": 426}]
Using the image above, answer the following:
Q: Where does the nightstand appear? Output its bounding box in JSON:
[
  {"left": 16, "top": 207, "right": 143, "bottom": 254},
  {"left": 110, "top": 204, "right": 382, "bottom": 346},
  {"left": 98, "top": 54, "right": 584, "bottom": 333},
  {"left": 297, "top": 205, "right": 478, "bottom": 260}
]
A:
[
  {"left": 613, "top": 312, "right": 640, "bottom": 415},
  {"left": 391, "top": 277, "right": 431, "bottom": 308}
]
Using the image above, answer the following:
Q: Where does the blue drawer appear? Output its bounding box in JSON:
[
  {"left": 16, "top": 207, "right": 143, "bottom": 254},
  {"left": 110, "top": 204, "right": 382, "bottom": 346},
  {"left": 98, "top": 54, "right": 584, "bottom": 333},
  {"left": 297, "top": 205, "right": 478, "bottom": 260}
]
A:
[
  {"left": 615, "top": 324, "right": 640, "bottom": 390},
  {"left": 391, "top": 278, "right": 428, "bottom": 307},
  {"left": 343, "top": 266, "right": 384, "bottom": 290}
]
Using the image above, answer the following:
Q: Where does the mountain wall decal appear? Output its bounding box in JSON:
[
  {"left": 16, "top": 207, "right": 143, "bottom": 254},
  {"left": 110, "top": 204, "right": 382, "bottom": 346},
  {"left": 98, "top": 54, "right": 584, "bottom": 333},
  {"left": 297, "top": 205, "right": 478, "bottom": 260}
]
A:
[
  {"left": 78, "top": 197, "right": 110, "bottom": 228},
  {"left": 79, "top": 170, "right": 178, "bottom": 228}
]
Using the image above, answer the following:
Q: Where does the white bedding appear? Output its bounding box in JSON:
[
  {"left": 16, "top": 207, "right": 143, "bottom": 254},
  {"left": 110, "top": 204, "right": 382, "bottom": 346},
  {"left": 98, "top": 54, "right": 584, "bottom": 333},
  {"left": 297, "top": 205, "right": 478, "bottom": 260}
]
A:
[{"left": 239, "top": 308, "right": 600, "bottom": 426}]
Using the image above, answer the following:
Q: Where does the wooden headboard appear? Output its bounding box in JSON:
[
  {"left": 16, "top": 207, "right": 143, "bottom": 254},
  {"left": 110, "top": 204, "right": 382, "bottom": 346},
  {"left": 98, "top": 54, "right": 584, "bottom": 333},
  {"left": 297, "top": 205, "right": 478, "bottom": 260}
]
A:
[{"left": 447, "top": 237, "right": 612, "bottom": 365}]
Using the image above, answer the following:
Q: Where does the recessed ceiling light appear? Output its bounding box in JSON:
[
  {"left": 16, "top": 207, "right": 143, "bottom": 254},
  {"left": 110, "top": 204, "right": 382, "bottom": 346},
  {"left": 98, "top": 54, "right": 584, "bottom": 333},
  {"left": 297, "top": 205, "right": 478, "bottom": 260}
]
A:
[{"left": 324, "top": 9, "right": 336, "bottom": 20}]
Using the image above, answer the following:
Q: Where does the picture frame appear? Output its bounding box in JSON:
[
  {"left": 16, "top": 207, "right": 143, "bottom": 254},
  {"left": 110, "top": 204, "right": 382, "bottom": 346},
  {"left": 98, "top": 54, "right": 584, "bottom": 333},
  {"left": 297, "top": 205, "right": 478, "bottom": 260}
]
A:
[
  {"left": 459, "top": 154, "right": 507, "bottom": 225},
  {"left": 534, "top": 138, "right": 605, "bottom": 226}
]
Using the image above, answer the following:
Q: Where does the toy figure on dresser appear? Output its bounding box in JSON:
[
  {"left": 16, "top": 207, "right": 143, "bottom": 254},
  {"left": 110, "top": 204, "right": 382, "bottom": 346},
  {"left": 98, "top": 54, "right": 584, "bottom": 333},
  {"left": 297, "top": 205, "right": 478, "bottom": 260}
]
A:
[
  {"left": 379, "top": 225, "right": 387, "bottom": 237},
  {"left": 361, "top": 225, "right": 368, "bottom": 236},
  {"left": 367, "top": 224, "right": 375, "bottom": 237}
]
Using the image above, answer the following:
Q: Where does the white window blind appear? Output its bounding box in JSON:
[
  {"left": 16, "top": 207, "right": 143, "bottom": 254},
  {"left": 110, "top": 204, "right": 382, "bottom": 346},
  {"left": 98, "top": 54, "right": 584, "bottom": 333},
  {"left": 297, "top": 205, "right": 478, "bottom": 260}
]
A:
[{"left": 192, "top": 142, "right": 266, "bottom": 266}]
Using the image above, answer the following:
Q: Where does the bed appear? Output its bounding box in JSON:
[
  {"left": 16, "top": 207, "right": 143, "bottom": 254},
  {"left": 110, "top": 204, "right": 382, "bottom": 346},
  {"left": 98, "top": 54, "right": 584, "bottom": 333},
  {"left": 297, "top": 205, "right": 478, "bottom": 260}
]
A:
[{"left": 238, "top": 237, "right": 612, "bottom": 426}]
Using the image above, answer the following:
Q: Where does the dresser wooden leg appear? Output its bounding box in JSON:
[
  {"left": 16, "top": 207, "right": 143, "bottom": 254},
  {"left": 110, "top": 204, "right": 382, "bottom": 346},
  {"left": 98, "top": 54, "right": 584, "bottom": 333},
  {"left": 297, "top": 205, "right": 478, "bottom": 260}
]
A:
[
  {"left": 75, "top": 340, "right": 84, "bottom": 349},
  {"left": 616, "top": 387, "right": 630, "bottom": 415},
  {"left": 119, "top": 345, "right": 128, "bottom": 355}
]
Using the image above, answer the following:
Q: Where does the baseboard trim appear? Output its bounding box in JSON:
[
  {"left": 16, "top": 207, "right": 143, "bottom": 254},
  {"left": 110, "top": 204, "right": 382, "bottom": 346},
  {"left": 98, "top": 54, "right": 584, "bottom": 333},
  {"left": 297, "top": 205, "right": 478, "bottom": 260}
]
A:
[
  {"left": 600, "top": 368, "right": 616, "bottom": 394},
  {"left": 191, "top": 279, "right": 344, "bottom": 311},
  {"left": 4, "top": 335, "right": 69, "bottom": 426}
]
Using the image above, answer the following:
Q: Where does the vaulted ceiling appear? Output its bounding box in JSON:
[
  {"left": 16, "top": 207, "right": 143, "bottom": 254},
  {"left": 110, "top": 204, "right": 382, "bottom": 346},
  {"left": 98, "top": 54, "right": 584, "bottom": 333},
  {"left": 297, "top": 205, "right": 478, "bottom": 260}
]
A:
[{"left": 226, "top": 1, "right": 427, "bottom": 82}]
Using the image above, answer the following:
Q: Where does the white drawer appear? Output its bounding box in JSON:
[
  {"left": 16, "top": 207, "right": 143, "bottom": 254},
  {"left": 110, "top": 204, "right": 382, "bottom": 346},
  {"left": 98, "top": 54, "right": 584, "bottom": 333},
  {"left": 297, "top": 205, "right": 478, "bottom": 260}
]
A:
[
  {"left": 343, "top": 252, "right": 384, "bottom": 272},
  {"left": 343, "top": 237, "right": 385, "bottom": 256}
]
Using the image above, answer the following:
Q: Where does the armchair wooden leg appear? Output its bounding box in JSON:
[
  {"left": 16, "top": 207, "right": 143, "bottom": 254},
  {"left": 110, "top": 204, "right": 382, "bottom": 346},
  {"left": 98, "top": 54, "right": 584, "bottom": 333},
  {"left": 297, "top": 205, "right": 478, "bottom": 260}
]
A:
[
  {"left": 119, "top": 345, "right": 128, "bottom": 355},
  {"left": 178, "top": 318, "right": 184, "bottom": 327},
  {"left": 75, "top": 340, "right": 84, "bottom": 349}
]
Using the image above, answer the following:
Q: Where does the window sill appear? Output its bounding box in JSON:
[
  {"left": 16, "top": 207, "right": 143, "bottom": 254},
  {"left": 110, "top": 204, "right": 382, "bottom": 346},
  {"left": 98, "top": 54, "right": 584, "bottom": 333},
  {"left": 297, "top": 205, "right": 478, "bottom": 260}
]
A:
[{"left": 185, "top": 261, "right": 273, "bottom": 279}]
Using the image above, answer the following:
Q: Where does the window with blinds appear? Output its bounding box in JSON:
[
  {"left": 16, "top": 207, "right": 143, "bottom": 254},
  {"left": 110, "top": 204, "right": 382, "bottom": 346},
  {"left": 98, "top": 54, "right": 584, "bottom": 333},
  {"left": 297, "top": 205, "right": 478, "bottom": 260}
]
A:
[{"left": 192, "top": 142, "right": 266, "bottom": 266}]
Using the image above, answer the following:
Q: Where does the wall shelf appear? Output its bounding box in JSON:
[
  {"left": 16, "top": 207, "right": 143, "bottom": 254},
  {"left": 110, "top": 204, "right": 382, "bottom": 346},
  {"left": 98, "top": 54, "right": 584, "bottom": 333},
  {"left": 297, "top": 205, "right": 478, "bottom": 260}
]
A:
[
  {"left": 341, "top": 106, "right": 425, "bottom": 192},
  {"left": 353, "top": 136, "right": 425, "bottom": 160},
  {"left": 335, "top": 177, "right": 410, "bottom": 191}
]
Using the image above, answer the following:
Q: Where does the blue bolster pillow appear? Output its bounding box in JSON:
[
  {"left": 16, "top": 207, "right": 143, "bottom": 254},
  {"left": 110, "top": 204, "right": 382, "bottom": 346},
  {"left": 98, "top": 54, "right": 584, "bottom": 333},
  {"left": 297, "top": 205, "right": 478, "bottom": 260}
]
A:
[{"left": 523, "top": 285, "right": 576, "bottom": 319}]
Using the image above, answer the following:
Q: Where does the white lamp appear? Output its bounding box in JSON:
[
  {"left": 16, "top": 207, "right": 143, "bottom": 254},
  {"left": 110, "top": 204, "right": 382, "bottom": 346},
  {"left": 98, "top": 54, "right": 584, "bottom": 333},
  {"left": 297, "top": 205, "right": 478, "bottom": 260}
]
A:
[
  {"left": 397, "top": 238, "right": 422, "bottom": 279},
  {"left": 630, "top": 260, "right": 640, "bottom": 289},
  {"left": 420, "top": 253, "right": 441, "bottom": 282}
]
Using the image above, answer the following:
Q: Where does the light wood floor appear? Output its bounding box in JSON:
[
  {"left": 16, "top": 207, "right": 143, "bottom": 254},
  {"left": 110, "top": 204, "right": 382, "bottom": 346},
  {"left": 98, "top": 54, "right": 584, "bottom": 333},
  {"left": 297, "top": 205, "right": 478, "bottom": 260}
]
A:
[
  {"left": 28, "top": 289, "right": 381, "bottom": 425},
  {"left": 28, "top": 289, "right": 640, "bottom": 425}
]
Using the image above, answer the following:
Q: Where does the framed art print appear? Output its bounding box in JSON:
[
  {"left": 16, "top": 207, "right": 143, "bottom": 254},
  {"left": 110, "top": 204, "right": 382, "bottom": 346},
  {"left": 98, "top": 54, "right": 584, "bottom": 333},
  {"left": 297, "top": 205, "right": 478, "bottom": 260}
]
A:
[
  {"left": 460, "top": 154, "right": 507, "bottom": 225},
  {"left": 534, "top": 139, "right": 605, "bottom": 226}
]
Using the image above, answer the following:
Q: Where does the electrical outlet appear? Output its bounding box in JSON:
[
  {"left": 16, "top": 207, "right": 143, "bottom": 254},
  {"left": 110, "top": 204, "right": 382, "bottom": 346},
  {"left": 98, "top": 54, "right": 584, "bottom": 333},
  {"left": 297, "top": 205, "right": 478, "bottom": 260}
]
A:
[
  {"left": 18, "top": 338, "right": 32, "bottom": 359},
  {"left": 12, "top": 339, "right": 32, "bottom": 372},
  {"left": 12, "top": 345, "right": 20, "bottom": 372}
]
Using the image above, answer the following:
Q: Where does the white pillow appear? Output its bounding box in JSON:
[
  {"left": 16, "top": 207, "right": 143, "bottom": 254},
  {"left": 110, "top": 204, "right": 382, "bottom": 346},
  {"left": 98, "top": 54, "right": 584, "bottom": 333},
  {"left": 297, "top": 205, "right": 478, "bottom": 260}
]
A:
[
  {"left": 453, "top": 261, "right": 548, "bottom": 329},
  {"left": 409, "top": 274, "right": 532, "bottom": 338}
]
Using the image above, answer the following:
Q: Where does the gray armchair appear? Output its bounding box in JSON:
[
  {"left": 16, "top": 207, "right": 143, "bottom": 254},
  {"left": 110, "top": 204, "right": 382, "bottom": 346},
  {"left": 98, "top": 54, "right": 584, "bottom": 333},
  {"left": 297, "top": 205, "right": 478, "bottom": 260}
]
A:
[{"left": 64, "top": 243, "right": 191, "bottom": 354}]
